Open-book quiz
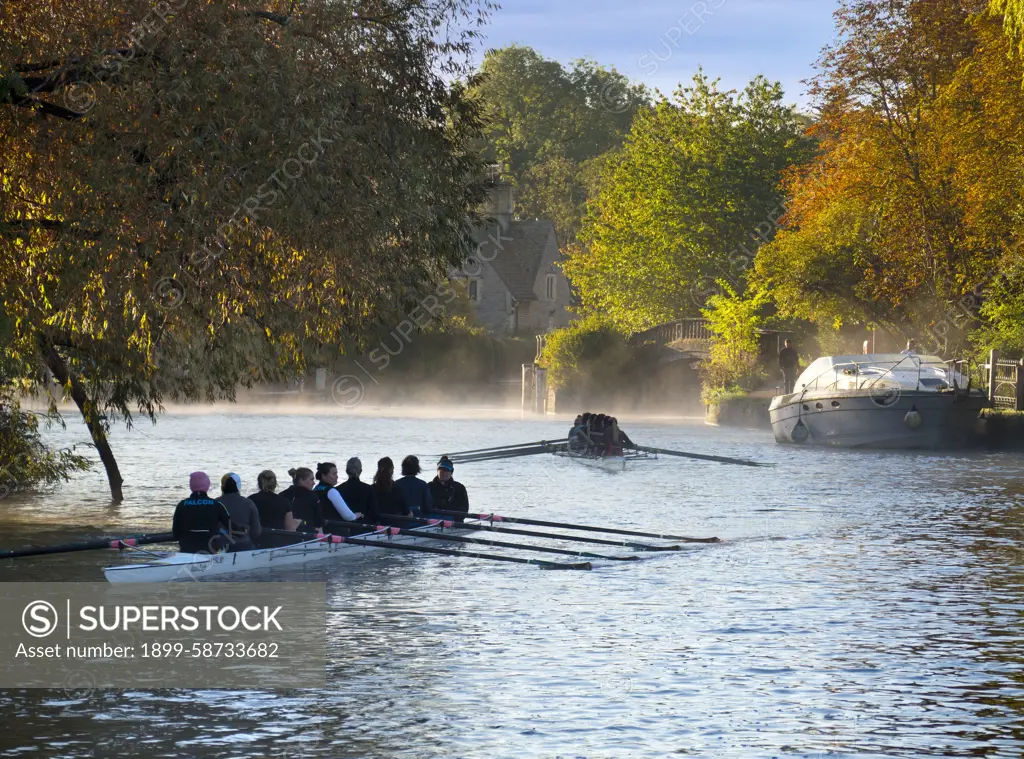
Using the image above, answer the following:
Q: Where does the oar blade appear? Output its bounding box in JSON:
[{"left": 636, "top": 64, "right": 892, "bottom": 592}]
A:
[{"left": 538, "top": 561, "right": 592, "bottom": 571}]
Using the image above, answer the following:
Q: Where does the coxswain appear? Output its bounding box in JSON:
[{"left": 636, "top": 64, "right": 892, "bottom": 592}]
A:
[
  {"left": 428, "top": 456, "right": 469, "bottom": 522},
  {"left": 219, "top": 472, "right": 262, "bottom": 552},
  {"left": 338, "top": 457, "right": 378, "bottom": 523},
  {"left": 172, "top": 471, "right": 231, "bottom": 554},
  {"left": 314, "top": 461, "right": 363, "bottom": 524},
  {"left": 373, "top": 457, "right": 412, "bottom": 518},
  {"left": 279, "top": 467, "right": 323, "bottom": 533},
  {"left": 248, "top": 470, "right": 300, "bottom": 532},
  {"left": 394, "top": 455, "right": 433, "bottom": 518}
]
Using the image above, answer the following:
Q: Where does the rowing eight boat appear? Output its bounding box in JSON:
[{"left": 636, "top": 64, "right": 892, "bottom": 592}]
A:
[
  {"left": 551, "top": 448, "right": 657, "bottom": 472},
  {"left": 103, "top": 520, "right": 476, "bottom": 583}
]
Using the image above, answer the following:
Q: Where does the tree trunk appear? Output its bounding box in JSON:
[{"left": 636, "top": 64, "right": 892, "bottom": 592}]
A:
[{"left": 43, "top": 345, "right": 124, "bottom": 503}]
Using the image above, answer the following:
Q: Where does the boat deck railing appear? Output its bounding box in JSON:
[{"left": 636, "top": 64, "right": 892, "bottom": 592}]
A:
[{"left": 796, "top": 355, "right": 971, "bottom": 397}]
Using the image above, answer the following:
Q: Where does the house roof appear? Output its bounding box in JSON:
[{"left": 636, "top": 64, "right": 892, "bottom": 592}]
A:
[{"left": 476, "top": 220, "right": 555, "bottom": 301}]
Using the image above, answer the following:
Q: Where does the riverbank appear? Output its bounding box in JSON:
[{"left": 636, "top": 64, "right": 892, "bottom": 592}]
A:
[{"left": 705, "top": 391, "right": 773, "bottom": 430}]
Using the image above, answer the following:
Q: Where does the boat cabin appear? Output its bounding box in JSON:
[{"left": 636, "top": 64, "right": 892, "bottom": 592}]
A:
[{"left": 794, "top": 354, "right": 968, "bottom": 395}]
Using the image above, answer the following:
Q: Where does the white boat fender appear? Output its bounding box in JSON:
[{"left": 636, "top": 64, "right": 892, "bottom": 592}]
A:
[
  {"left": 791, "top": 419, "right": 810, "bottom": 443},
  {"left": 904, "top": 406, "right": 923, "bottom": 430}
]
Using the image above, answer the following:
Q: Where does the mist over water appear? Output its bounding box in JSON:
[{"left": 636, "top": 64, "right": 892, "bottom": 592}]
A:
[{"left": 0, "top": 409, "right": 1022, "bottom": 758}]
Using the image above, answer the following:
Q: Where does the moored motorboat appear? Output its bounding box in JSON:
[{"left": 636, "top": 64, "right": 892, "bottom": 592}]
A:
[
  {"left": 103, "top": 520, "right": 476, "bottom": 583},
  {"left": 769, "top": 353, "right": 987, "bottom": 449}
]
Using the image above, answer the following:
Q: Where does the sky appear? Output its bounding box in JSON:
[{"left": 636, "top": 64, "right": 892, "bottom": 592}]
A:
[{"left": 470, "top": 0, "right": 843, "bottom": 110}]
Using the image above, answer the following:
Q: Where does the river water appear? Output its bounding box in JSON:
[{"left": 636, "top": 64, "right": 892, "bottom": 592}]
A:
[{"left": 0, "top": 409, "right": 1022, "bottom": 758}]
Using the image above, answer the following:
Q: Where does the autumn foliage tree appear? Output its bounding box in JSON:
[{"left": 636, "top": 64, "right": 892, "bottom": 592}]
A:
[
  {"left": 0, "top": 0, "right": 493, "bottom": 500},
  {"left": 752, "top": 0, "right": 1024, "bottom": 354}
]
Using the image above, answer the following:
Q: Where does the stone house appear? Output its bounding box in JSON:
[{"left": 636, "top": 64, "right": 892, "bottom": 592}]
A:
[{"left": 452, "top": 184, "right": 574, "bottom": 336}]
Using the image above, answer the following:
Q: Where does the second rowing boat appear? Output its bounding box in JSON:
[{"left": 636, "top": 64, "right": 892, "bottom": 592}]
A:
[{"left": 551, "top": 448, "right": 657, "bottom": 472}]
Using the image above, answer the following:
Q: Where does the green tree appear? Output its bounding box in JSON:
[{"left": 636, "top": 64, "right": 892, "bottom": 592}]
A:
[
  {"left": 469, "top": 46, "right": 647, "bottom": 244},
  {"left": 565, "top": 72, "right": 811, "bottom": 332},
  {"left": 698, "top": 284, "right": 768, "bottom": 403},
  {"left": 1, "top": 0, "right": 492, "bottom": 500}
]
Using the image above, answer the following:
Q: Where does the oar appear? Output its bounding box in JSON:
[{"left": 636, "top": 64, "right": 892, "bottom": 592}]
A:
[
  {"left": 326, "top": 518, "right": 680, "bottom": 552},
  {"left": 357, "top": 524, "right": 639, "bottom": 562},
  {"left": 0, "top": 532, "right": 176, "bottom": 560},
  {"left": 636, "top": 445, "right": 768, "bottom": 468},
  {"left": 319, "top": 532, "right": 591, "bottom": 570},
  {"left": 439, "top": 440, "right": 554, "bottom": 457},
  {"left": 433, "top": 510, "right": 721, "bottom": 544},
  {"left": 448, "top": 446, "right": 557, "bottom": 464}
]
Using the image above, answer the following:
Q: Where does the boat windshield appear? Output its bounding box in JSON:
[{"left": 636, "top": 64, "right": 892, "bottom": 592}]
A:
[{"left": 795, "top": 354, "right": 966, "bottom": 394}]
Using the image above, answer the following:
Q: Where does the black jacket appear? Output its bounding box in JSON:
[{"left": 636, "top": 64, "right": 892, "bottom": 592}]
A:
[
  {"left": 338, "top": 477, "right": 378, "bottom": 522},
  {"left": 428, "top": 477, "right": 469, "bottom": 522},
  {"left": 172, "top": 491, "right": 230, "bottom": 553},
  {"left": 279, "top": 484, "right": 324, "bottom": 532},
  {"left": 249, "top": 491, "right": 293, "bottom": 531},
  {"left": 779, "top": 347, "right": 799, "bottom": 370},
  {"left": 373, "top": 483, "right": 410, "bottom": 517}
]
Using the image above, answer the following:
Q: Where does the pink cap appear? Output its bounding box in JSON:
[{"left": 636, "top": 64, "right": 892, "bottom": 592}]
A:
[{"left": 189, "top": 471, "right": 211, "bottom": 492}]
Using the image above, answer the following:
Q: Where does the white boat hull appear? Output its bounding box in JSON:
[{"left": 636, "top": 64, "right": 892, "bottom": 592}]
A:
[
  {"left": 769, "top": 390, "right": 986, "bottom": 449},
  {"left": 103, "top": 523, "right": 475, "bottom": 583},
  {"left": 552, "top": 451, "right": 646, "bottom": 472}
]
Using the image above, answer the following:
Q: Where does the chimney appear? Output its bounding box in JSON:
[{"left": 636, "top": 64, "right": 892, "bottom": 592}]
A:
[{"left": 484, "top": 165, "right": 514, "bottom": 232}]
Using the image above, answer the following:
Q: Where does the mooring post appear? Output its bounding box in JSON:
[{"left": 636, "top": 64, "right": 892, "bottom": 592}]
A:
[
  {"left": 988, "top": 349, "right": 999, "bottom": 406},
  {"left": 522, "top": 363, "right": 536, "bottom": 414},
  {"left": 1016, "top": 359, "right": 1024, "bottom": 412}
]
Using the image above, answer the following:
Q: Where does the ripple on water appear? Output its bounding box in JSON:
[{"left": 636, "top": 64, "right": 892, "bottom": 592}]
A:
[{"left": 0, "top": 413, "right": 1022, "bottom": 757}]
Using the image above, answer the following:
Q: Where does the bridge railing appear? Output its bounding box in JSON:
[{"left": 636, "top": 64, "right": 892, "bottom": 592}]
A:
[{"left": 629, "top": 319, "right": 712, "bottom": 349}]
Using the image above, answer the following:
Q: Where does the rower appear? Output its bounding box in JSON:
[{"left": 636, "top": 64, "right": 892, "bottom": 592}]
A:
[
  {"left": 428, "top": 456, "right": 469, "bottom": 522},
  {"left": 248, "top": 470, "right": 300, "bottom": 532},
  {"left": 568, "top": 415, "right": 585, "bottom": 452},
  {"left": 394, "top": 455, "right": 433, "bottom": 518},
  {"left": 338, "top": 457, "right": 378, "bottom": 523},
  {"left": 172, "top": 471, "right": 230, "bottom": 554},
  {"left": 590, "top": 415, "right": 607, "bottom": 455},
  {"left": 372, "top": 457, "right": 413, "bottom": 518},
  {"left": 219, "top": 473, "right": 262, "bottom": 552},
  {"left": 611, "top": 417, "right": 634, "bottom": 450},
  {"left": 280, "top": 467, "right": 324, "bottom": 533},
  {"left": 314, "top": 461, "right": 363, "bottom": 526}
]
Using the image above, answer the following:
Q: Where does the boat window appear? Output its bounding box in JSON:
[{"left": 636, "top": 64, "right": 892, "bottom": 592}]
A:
[
  {"left": 831, "top": 401, "right": 840, "bottom": 407},
  {"left": 802, "top": 404, "right": 809, "bottom": 411},
  {"left": 815, "top": 402, "right": 824, "bottom": 410},
  {"left": 919, "top": 378, "right": 949, "bottom": 389}
]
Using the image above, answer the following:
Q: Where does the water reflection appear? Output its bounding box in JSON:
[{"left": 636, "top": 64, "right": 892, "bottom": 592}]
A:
[{"left": 0, "top": 412, "right": 1022, "bottom": 757}]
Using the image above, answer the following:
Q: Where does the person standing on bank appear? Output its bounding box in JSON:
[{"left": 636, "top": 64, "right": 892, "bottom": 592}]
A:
[
  {"left": 218, "top": 472, "right": 262, "bottom": 552},
  {"left": 778, "top": 339, "right": 800, "bottom": 395},
  {"left": 429, "top": 456, "right": 469, "bottom": 522},
  {"left": 173, "top": 471, "right": 231, "bottom": 553},
  {"left": 394, "top": 455, "right": 433, "bottom": 518}
]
